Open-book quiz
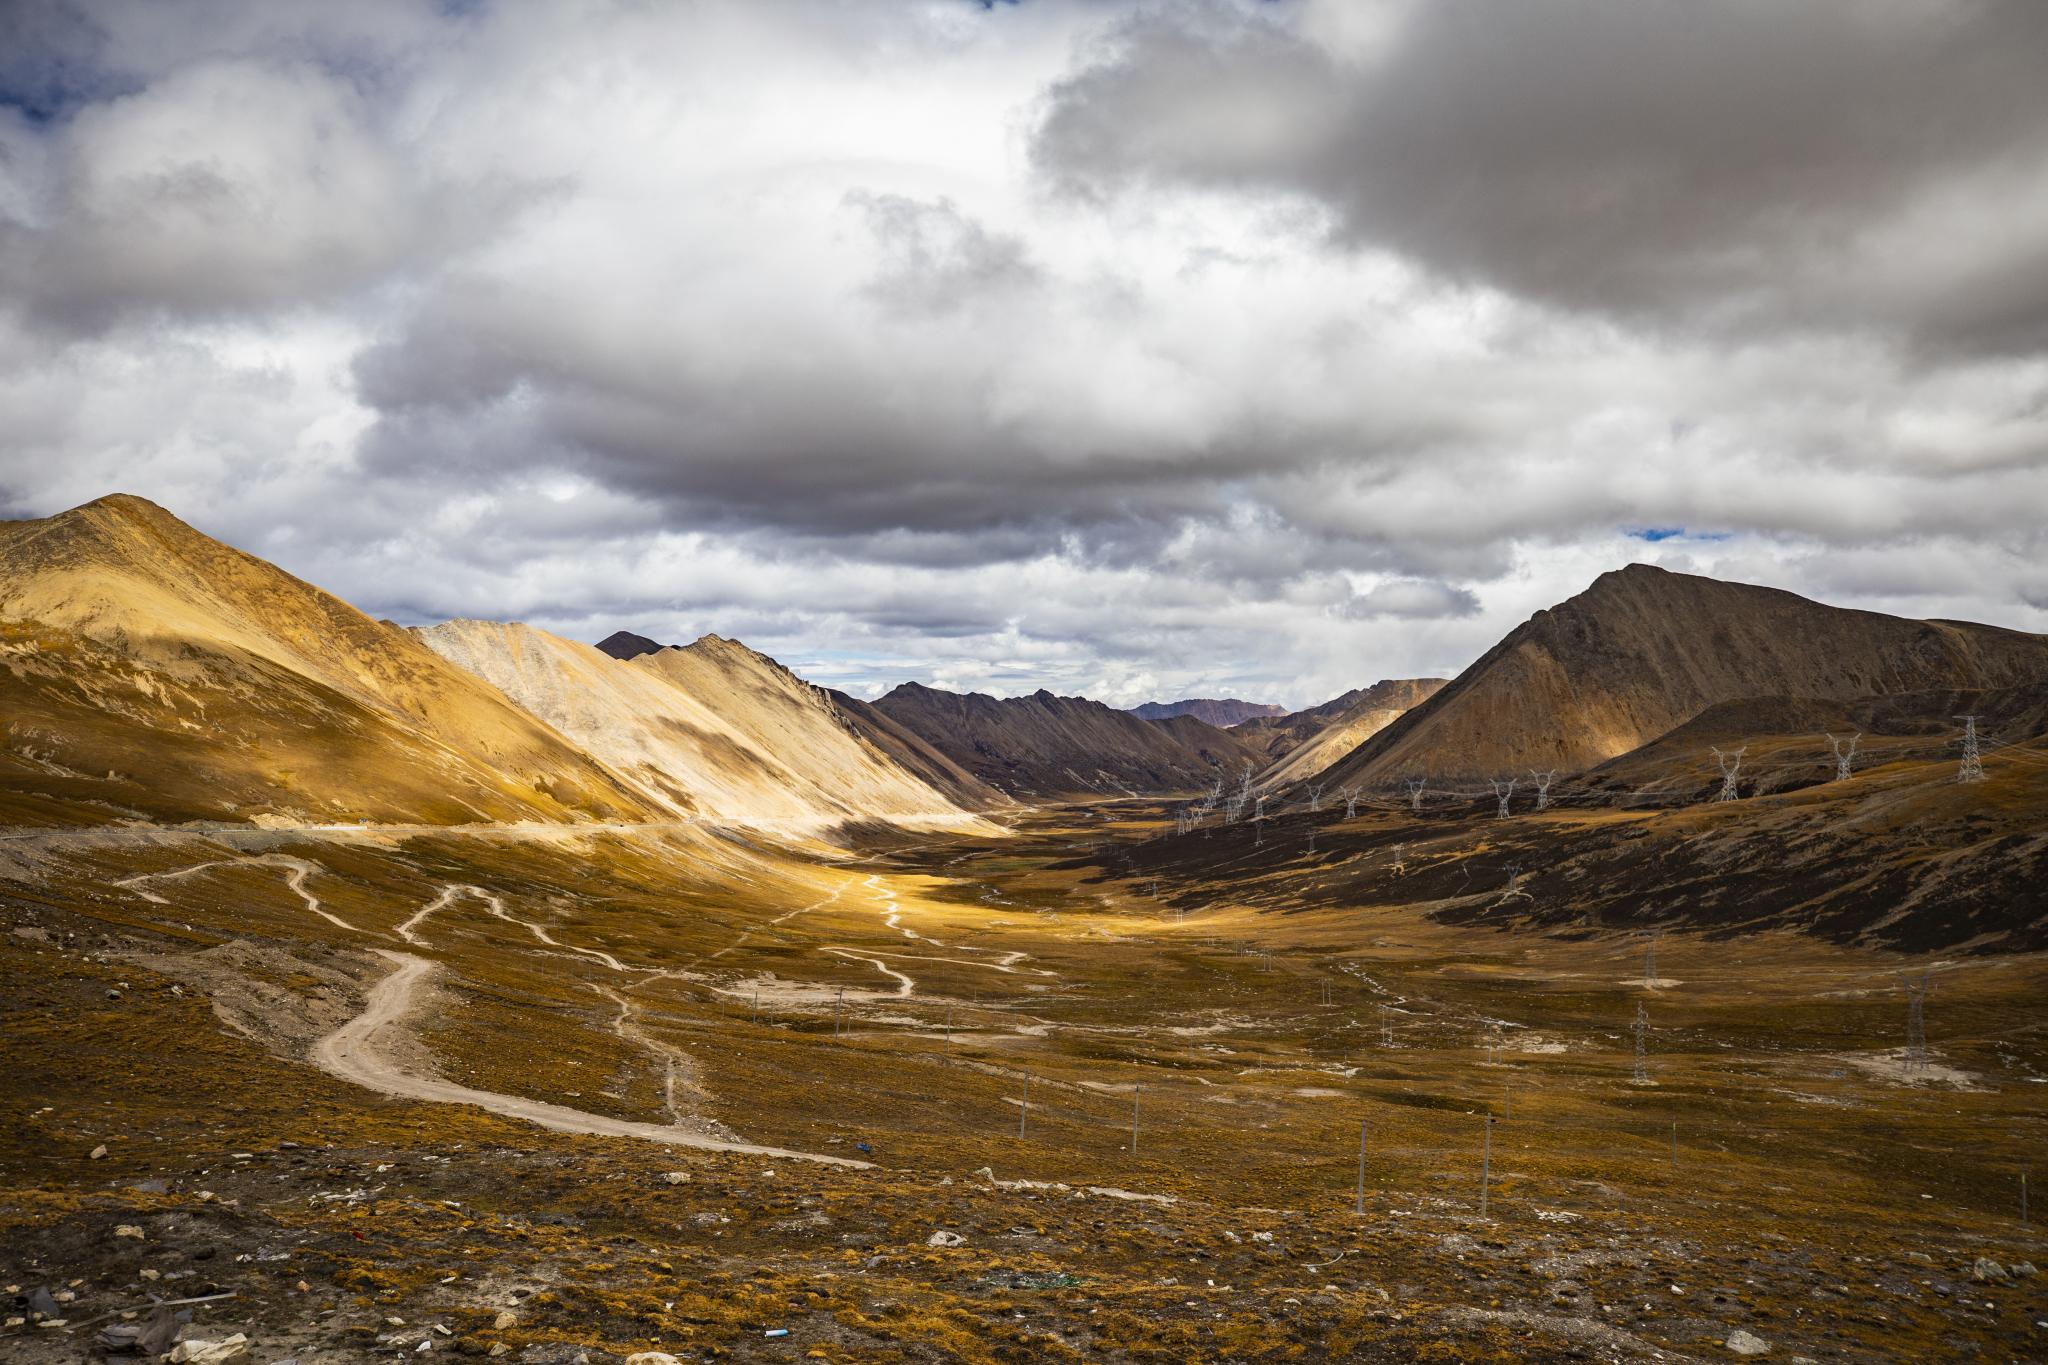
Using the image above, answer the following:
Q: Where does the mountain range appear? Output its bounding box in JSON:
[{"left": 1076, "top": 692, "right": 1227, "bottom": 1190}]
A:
[
  {"left": 5, "top": 495, "right": 2046, "bottom": 836},
  {"left": 870, "top": 682, "right": 1267, "bottom": 799},
  {"left": 1125, "top": 698, "right": 1285, "bottom": 726}
]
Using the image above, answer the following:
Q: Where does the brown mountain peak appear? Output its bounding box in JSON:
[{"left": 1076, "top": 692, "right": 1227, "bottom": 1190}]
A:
[{"left": 1312, "top": 567, "right": 2048, "bottom": 786}]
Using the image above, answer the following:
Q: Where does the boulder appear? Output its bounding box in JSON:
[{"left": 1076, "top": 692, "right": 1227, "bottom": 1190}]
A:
[
  {"left": 926, "top": 1231, "right": 966, "bottom": 1247},
  {"left": 167, "top": 1333, "right": 252, "bottom": 1365},
  {"left": 1726, "top": 1328, "right": 1771, "bottom": 1356},
  {"left": 1971, "top": 1257, "right": 2008, "bottom": 1282}
]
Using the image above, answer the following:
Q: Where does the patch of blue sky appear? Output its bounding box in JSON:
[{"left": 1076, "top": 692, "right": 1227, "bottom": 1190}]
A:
[{"left": 1623, "top": 526, "right": 1731, "bottom": 542}]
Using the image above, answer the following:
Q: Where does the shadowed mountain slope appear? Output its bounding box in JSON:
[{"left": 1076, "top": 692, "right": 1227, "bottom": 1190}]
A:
[
  {"left": 1126, "top": 698, "right": 1284, "bottom": 726},
  {"left": 1575, "top": 681, "right": 2048, "bottom": 807},
  {"left": 0, "top": 495, "right": 654, "bottom": 827},
  {"left": 872, "top": 682, "right": 1267, "bottom": 798},
  {"left": 820, "top": 690, "right": 1013, "bottom": 813},
  {"left": 411, "top": 624, "right": 998, "bottom": 823},
  {"left": 1314, "top": 564, "right": 2048, "bottom": 788}
]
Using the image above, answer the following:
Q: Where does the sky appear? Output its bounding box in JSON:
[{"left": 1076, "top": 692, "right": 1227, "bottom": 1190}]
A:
[{"left": 2, "top": 0, "right": 2045, "bottom": 709}]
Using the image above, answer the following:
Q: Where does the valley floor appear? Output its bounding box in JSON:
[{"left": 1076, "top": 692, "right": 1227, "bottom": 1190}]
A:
[{"left": 1, "top": 804, "right": 2043, "bottom": 1365}]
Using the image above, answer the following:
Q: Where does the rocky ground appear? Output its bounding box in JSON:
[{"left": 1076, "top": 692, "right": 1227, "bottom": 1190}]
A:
[{"left": 3, "top": 802, "right": 2045, "bottom": 1364}]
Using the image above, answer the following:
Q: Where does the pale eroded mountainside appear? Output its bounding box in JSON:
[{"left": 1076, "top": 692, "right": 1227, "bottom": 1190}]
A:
[
  {"left": 1314, "top": 563, "right": 2048, "bottom": 787},
  {"left": 0, "top": 495, "right": 654, "bottom": 826},
  {"left": 1249, "top": 679, "right": 1447, "bottom": 794},
  {"left": 412, "top": 622, "right": 999, "bottom": 824}
]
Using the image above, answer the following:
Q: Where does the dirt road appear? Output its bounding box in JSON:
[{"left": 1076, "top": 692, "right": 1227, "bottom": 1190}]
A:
[{"left": 309, "top": 950, "right": 872, "bottom": 1168}]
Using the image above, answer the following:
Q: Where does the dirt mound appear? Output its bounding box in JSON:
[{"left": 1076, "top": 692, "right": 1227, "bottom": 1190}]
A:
[{"left": 1314, "top": 563, "right": 2048, "bottom": 787}]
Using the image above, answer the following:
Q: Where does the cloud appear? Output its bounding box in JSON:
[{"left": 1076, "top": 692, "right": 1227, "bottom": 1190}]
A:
[
  {"left": 0, "top": 0, "right": 2042, "bottom": 715},
  {"left": 1335, "top": 578, "right": 1480, "bottom": 621},
  {"left": 1034, "top": 0, "right": 2048, "bottom": 352}
]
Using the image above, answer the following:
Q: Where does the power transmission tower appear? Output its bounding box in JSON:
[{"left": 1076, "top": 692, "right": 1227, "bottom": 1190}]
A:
[
  {"left": 1500, "top": 863, "right": 1530, "bottom": 903},
  {"left": 1825, "top": 733, "right": 1860, "bottom": 782},
  {"left": 1307, "top": 829, "right": 1316, "bottom": 855},
  {"left": 1631, "top": 1003, "right": 1650, "bottom": 1083},
  {"left": 1489, "top": 777, "right": 1517, "bottom": 818},
  {"left": 1405, "top": 778, "right": 1426, "bottom": 812},
  {"left": 1710, "top": 746, "right": 1746, "bottom": 802},
  {"left": 1390, "top": 843, "right": 1405, "bottom": 874},
  {"left": 1339, "top": 785, "right": 1363, "bottom": 818},
  {"left": 1954, "top": 716, "right": 1985, "bottom": 783},
  {"left": 1642, "top": 927, "right": 1660, "bottom": 987},
  {"left": 1903, "top": 969, "right": 1933, "bottom": 1072},
  {"left": 1307, "top": 783, "right": 1325, "bottom": 812},
  {"left": 1379, "top": 1004, "right": 1395, "bottom": 1048},
  {"left": 1529, "top": 769, "right": 1557, "bottom": 809}
]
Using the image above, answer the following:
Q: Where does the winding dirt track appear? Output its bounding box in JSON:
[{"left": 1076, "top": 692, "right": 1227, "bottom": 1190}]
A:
[{"left": 309, "top": 949, "right": 871, "bottom": 1168}]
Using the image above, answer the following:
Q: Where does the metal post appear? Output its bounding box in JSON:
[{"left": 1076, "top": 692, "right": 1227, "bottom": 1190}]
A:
[
  {"left": 1132, "top": 1085, "right": 1140, "bottom": 1154},
  {"left": 1481, "top": 1116, "right": 1492, "bottom": 1218},
  {"left": 1356, "top": 1121, "right": 1368, "bottom": 1216},
  {"left": 835, "top": 986, "right": 843, "bottom": 1039},
  {"left": 1019, "top": 1069, "right": 1030, "bottom": 1140}
]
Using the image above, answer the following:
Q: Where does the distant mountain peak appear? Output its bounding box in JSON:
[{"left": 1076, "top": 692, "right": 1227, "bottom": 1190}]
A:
[
  {"left": 1127, "top": 698, "right": 1286, "bottom": 727},
  {"left": 595, "top": 630, "right": 668, "bottom": 660}
]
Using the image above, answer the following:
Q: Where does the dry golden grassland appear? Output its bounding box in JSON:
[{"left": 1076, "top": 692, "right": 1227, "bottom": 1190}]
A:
[{"left": 0, "top": 790, "right": 2042, "bottom": 1365}]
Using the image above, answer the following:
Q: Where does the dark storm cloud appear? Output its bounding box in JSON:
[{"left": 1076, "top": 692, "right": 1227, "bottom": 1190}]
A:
[
  {"left": 0, "top": 1, "right": 132, "bottom": 123},
  {"left": 1035, "top": 0, "right": 2048, "bottom": 351}
]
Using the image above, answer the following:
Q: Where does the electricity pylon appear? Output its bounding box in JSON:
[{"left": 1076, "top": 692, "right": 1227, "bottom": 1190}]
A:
[
  {"left": 1825, "top": 733, "right": 1859, "bottom": 782},
  {"left": 1903, "top": 969, "right": 1933, "bottom": 1072},
  {"left": 1489, "top": 777, "right": 1517, "bottom": 818},
  {"left": 1954, "top": 716, "right": 1985, "bottom": 783},
  {"left": 1710, "top": 746, "right": 1746, "bottom": 802}
]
